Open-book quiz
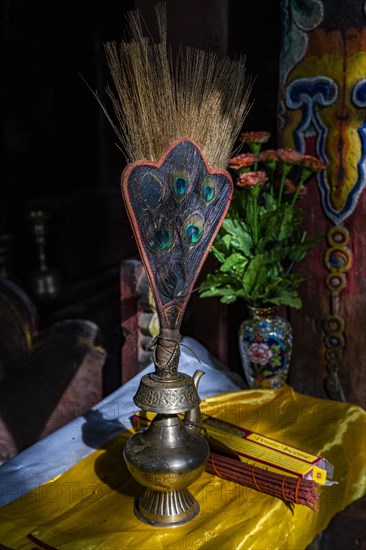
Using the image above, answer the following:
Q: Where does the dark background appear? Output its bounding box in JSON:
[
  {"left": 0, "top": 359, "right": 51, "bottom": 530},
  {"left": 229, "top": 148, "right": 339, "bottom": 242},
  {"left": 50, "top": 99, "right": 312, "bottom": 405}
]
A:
[
  {"left": 1, "top": 0, "right": 280, "bottom": 239},
  {"left": 1, "top": 0, "right": 280, "bottom": 388}
]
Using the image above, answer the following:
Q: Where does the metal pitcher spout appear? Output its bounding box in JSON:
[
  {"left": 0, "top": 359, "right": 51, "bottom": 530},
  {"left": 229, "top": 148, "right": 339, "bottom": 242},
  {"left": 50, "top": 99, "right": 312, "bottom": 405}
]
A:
[{"left": 184, "top": 370, "right": 205, "bottom": 429}]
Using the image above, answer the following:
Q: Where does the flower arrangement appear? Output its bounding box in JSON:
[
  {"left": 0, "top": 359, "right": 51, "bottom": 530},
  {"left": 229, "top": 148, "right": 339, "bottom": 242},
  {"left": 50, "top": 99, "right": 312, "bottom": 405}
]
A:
[{"left": 199, "top": 131, "right": 326, "bottom": 309}]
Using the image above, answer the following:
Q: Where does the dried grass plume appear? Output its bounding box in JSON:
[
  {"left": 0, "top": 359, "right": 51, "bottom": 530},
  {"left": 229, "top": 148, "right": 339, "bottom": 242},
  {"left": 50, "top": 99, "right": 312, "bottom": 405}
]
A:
[{"left": 97, "top": 3, "right": 253, "bottom": 169}]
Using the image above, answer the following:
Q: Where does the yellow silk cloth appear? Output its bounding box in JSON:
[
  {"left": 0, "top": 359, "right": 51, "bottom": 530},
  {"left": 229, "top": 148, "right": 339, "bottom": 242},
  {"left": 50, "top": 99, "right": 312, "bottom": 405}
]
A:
[{"left": 1, "top": 385, "right": 365, "bottom": 550}]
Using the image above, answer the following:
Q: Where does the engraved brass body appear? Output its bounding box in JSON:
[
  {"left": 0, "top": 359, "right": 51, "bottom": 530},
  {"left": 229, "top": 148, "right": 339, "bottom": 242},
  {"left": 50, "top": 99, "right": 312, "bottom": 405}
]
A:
[{"left": 124, "top": 369, "right": 210, "bottom": 526}]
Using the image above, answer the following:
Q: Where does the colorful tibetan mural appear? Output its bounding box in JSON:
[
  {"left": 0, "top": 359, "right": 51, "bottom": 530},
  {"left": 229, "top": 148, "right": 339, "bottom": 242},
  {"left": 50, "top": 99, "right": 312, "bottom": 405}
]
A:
[{"left": 278, "top": 0, "right": 366, "bottom": 405}]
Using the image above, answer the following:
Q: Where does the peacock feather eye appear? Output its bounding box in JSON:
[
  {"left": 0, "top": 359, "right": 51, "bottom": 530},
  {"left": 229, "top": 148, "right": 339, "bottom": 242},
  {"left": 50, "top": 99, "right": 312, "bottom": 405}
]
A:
[
  {"left": 149, "top": 225, "right": 173, "bottom": 251},
  {"left": 173, "top": 173, "right": 189, "bottom": 198},
  {"left": 184, "top": 214, "right": 203, "bottom": 245},
  {"left": 202, "top": 176, "right": 215, "bottom": 202}
]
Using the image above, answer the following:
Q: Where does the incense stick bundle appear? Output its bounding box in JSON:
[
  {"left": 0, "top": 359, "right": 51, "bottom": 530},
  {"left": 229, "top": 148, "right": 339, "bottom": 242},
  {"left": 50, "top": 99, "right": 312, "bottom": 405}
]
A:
[{"left": 207, "top": 452, "right": 320, "bottom": 511}]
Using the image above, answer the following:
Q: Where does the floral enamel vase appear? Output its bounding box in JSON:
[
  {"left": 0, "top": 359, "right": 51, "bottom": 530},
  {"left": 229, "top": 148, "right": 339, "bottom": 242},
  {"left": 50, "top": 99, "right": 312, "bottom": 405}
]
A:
[{"left": 238, "top": 306, "right": 292, "bottom": 389}]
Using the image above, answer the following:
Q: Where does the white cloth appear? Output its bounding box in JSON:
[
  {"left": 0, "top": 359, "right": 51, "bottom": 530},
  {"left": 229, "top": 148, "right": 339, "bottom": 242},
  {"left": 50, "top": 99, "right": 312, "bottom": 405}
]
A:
[{"left": 0, "top": 337, "right": 245, "bottom": 505}]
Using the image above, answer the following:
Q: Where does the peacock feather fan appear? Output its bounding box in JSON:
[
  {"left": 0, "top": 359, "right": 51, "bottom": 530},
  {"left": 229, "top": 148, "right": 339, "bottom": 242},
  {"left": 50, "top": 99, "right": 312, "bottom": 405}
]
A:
[
  {"left": 98, "top": 3, "right": 252, "bottom": 333},
  {"left": 122, "top": 137, "right": 233, "bottom": 330}
]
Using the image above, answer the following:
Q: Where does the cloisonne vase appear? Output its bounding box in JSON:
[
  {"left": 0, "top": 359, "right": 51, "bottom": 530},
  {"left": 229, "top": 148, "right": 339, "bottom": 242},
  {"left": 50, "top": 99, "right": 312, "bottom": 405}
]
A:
[{"left": 238, "top": 306, "right": 292, "bottom": 389}]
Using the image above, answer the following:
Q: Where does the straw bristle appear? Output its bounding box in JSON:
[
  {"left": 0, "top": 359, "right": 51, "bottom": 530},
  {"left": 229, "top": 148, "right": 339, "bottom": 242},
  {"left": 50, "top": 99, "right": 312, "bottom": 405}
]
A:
[{"left": 99, "top": 4, "right": 253, "bottom": 168}]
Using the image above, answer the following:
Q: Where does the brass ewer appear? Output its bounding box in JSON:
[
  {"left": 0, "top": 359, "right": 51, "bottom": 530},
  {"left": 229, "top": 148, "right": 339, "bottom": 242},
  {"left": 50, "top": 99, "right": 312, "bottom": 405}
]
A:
[{"left": 124, "top": 329, "right": 210, "bottom": 526}]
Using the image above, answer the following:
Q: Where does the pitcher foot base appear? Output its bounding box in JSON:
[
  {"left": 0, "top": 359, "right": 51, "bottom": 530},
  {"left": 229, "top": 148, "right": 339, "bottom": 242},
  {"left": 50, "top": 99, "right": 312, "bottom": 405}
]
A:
[{"left": 135, "top": 488, "right": 199, "bottom": 527}]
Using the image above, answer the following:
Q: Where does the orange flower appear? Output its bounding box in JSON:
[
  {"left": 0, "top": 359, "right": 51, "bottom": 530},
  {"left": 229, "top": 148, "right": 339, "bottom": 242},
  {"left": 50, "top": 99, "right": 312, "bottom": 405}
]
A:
[
  {"left": 229, "top": 153, "right": 257, "bottom": 170},
  {"left": 239, "top": 131, "right": 271, "bottom": 144},
  {"left": 236, "top": 171, "right": 268, "bottom": 188}
]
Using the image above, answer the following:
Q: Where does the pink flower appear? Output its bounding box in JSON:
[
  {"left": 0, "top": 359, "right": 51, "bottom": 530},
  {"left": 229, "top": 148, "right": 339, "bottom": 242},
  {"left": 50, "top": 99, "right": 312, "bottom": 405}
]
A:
[
  {"left": 284, "top": 178, "right": 296, "bottom": 194},
  {"left": 248, "top": 343, "right": 272, "bottom": 365},
  {"left": 296, "top": 155, "right": 326, "bottom": 185},
  {"left": 277, "top": 148, "right": 305, "bottom": 165},
  {"left": 236, "top": 170, "right": 268, "bottom": 188},
  {"left": 284, "top": 178, "right": 307, "bottom": 198},
  {"left": 239, "top": 131, "right": 271, "bottom": 144},
  {"left": 258, "top": 149, "right": 278, "bottom": 175},
  {"left": 229, "top": 153, "right": 257, "bottom": 170},
  {"left": 301, "top": 155, "right": 326, "bottom": 172},
  {"left": 258, "top": 150, "right": 278, "bottom": 162}
]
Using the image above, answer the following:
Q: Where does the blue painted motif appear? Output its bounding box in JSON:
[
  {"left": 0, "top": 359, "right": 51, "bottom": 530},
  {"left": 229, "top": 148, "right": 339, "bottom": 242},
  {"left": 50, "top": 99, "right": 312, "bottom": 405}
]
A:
[{"left": 352, "top": 79, "right": 366, "bottom": 216}]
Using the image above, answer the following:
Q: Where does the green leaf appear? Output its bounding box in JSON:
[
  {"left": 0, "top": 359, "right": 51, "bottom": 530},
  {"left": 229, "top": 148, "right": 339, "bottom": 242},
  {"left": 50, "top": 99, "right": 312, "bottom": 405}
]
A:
[
  {"left": 269, "top": 290, "right": 303, "bottom": 309},
  {"left": 260, "top": 246, "right": 290, "bottom": 265},
  {"left": 221, "top": 218, "right": 253, "bottom": 256},
  {"left": 220, "top": 253, "right": 247, "bottom": 274},
  {"left": 199, "top": 272, "right": 236, "bottom": 290},
  {"left": 199, "top": 284, "right": 245, "bottom": 304},
  {"left": 263, "top": 192, "right": 277, "bottom": 211},
  {"left": 241, "top": 257, "right": 268, "bottom": 295},
  {"left": 261, "top": 204, "right": 297, "bottom": 242},
  {"left": 288, "top": 235, "right": 320, "bottom": 262},
  {"left": 278, "top": 207, "right": 296, "bottom": 240},
  {"left": 221, "top": 234, "right": 233, "bottom": 248},
  {"left": 220, "top": 293, "right": 239, "bottom": 304},
  {"left": 210, "top": 244, "right": 227, "bottom": 264}
]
